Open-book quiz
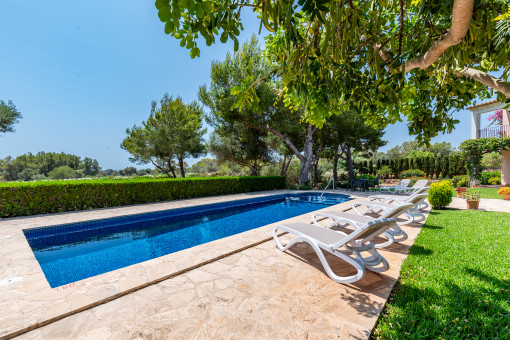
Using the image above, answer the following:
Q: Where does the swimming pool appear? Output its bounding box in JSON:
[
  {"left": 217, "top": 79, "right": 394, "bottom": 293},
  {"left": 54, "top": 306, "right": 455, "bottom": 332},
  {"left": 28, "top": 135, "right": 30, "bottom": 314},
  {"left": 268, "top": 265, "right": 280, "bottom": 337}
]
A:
[{"left": 24, "top": 193, "right": 350, "bottom": 287}]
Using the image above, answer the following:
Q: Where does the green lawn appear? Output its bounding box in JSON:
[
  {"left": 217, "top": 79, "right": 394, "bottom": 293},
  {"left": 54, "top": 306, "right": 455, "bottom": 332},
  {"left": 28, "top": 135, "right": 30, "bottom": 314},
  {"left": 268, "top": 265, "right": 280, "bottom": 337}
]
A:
[
  {"left": 451, "top": 188, "right": 502, "bottom": 200},
  {"left": 372, "top": 209, "right": 510, "bottom": 339}
]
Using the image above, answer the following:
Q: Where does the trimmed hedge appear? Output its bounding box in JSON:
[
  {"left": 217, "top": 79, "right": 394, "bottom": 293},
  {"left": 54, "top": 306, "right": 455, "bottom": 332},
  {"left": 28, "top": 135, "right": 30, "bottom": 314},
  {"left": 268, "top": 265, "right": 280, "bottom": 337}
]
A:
[
  {"left": 479, "top": 171, "right": 501, "bottom": 185},
  {"left": 0, "top": 176, "right": 286, "bottom": 218}
]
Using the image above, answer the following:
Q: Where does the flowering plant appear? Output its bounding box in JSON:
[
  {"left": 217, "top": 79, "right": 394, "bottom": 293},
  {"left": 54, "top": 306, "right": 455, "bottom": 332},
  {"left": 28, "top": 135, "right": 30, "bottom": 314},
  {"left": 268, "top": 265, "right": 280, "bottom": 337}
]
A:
[
  {"left": 497, "top": 187, "right": 510, "bottom": 195},
  {"left": 463, "top": 190, "right": 481, "bottom": 201},
  {"left": 488, "top": 110, "right": 503, "bottom": 126},
  {"left": 455, "top": 187, "right": 466, "bottom": 193}
]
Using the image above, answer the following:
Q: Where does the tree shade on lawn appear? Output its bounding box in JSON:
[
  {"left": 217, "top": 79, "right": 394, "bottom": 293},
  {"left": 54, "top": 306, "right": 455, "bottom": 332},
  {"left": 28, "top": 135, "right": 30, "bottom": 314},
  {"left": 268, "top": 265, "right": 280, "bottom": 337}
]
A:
[{"left": 373, "top": 209, "right": 510, "bottom": 339}]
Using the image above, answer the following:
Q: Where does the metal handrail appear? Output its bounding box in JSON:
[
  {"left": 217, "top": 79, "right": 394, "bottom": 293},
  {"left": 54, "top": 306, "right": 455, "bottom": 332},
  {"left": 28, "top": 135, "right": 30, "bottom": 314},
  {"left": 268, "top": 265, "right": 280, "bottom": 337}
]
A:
[{"left": 320, "top": 177, "right": 335, "bottom": 197}]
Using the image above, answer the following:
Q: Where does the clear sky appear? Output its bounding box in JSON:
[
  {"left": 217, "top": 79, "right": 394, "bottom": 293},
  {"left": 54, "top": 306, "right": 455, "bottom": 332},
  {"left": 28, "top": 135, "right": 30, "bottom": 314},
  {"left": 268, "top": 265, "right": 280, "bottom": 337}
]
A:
[{"left": 0, "top": 1, "right": 484, "bottom": 170}]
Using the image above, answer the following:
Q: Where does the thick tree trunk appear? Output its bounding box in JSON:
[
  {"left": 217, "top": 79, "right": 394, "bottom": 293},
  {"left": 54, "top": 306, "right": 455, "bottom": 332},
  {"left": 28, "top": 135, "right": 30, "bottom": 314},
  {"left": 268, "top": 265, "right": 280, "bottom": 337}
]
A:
[
  {"left": 332, "top": 145, "right": 340, "bottom": 182},
  {"left": 178, "top": 157, "right": 185, "bottom": 178},
  {"left": 298, "top": 125, "right": 315, "bottom": 185},
  {"left": 343, "top": 147, "right": 355, "bottom": 179},
  {"left": 312, "top": 156, "right": 319, "bottom": 187}
]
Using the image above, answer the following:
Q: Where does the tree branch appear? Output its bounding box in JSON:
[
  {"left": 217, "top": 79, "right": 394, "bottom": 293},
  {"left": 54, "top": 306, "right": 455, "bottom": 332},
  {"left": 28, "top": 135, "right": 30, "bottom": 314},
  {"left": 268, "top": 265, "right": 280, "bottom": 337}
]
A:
[
  {"left": 264, "top": 124, "right": 305, "bottom": 161},
  {"left": 454, "top": 67, "right": 510, "bottom": 98},
  {"left": 403, "top": 0, "right": 474, "bottom": 73}
]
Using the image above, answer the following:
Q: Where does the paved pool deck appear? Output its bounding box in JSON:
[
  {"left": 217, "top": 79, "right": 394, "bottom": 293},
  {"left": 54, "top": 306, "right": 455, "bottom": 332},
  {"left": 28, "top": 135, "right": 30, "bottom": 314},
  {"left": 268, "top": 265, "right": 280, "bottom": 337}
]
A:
[{"left": 0, "top": 189, "right": 428, "bottom": 339}]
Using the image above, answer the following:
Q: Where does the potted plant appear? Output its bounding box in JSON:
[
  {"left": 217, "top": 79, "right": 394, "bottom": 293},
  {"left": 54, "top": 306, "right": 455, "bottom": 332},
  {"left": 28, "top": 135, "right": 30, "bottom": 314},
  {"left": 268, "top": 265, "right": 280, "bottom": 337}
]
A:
[
  {"left": 463, "top": 191, "right": 481, "bottom": 209},
  {"left": 455, "top": 187, "right": 466, "bottom": 198},
  {"left": 497, "top": 187, "right": 510, "bottom": 200}
]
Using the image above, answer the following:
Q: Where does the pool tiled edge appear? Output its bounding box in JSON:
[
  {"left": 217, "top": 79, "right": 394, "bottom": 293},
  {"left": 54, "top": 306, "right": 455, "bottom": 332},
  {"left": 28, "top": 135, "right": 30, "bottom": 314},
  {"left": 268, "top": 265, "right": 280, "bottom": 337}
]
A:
[{"left": 0, "top": 190, "right": 361, "bottom": 339}]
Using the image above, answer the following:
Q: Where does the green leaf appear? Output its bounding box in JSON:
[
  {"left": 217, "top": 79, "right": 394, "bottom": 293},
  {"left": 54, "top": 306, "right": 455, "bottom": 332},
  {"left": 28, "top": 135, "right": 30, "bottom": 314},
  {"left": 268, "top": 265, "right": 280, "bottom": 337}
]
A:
[
  {"left": 155, "top": 0, "right": 170, "bottom": 10},
  {"left": 220, "top": 31, "right": 228, "bottom": 43},
  {"left": 202, "top": 1, "right": 214, "bottom": 12},
  {"left": 196, "top": 3, "right": 204, "bottom": 19},
  {"left": 164, "top": 21, "right": 175, "bottom": 34},
  {"left": 158, "top": 7, "right": 172, "bottom": 22}
]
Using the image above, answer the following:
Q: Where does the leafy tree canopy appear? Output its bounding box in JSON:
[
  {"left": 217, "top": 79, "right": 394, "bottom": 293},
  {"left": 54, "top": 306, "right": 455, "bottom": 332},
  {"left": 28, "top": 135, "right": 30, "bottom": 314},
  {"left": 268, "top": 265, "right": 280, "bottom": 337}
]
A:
[
  {"left": 155, "top": 0, "right": 510, "bottom": 143},
  {"left": 121, "top": 94, "right": 206, "bottom": 178},
  {"left": 0, "top": 100, "right": 22, "bottom": 134}
]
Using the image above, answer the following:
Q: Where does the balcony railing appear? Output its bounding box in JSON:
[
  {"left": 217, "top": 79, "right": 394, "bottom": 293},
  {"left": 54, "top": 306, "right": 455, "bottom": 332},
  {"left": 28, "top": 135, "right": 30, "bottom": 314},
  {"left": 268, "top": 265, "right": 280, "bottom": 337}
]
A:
[{"left": 477, "top": 125, "right": 510, "bottom": 138}]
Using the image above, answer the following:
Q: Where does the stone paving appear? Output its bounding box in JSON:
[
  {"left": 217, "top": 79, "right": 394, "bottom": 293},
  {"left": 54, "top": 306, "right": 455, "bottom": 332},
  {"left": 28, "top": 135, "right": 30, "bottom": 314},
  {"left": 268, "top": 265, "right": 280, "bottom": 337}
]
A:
[
  {"left": 0, "top": 189, "right": 427, "bottom": 339},
  {"left": 449, "top": 197, "right": 510, "bottom": 212}
]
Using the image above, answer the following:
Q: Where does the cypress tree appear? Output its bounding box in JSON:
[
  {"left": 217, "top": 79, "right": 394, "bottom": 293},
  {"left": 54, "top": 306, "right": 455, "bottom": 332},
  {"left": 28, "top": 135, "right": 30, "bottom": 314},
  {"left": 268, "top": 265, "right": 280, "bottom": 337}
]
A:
[
  {"left": 376, "top": 159, "right": 382, "bottom": 171},
  {"left": 434, "top": 156, "right": 441, "bottom": 178},
  {"left": 368, "top": 160, "right": 374, "bottom": 175},
  {"left": 422, "top": 156, "right": 430, "bottom": 177},
  {"left": 442, "top": 155, "right": 449, "bottom": 178},
  {"left": 449, "top": 154, "right": 457, "bottom": 177},
  {"left": 429, "top": 156, "right": 436, "bottom": 178}
]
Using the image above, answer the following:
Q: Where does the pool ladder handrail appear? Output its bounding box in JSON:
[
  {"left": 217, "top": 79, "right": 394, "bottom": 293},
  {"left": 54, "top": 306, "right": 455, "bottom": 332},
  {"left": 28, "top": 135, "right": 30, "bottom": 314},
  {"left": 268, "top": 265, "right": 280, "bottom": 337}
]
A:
[{"left": 320, "top": 177, "right": 335, "bottom": 198}]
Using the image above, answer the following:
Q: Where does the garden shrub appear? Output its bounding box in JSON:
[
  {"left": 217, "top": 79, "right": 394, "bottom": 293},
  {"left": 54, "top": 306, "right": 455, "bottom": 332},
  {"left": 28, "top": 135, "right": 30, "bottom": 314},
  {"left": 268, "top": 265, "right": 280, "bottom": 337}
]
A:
[
  {"left": 428, "top": 180, "right": 453, "bottom": 209},
  {"left": 376, "top": 166, "right": 392, "bottom": 178},
  {"left": 452, "top": 175, "right": 469, "bottom": 187},
  {"left": 479, "top": 171, "right": 501, "bottom": 185},
  {"left": 400, "top": 169, "right": 426, "bottom": 179},
  {"left": 488, "top": 177, "right": 501, "bottom": 185},
  {"left": 0, "top": 176, "right": 286, "bottom": 218}
]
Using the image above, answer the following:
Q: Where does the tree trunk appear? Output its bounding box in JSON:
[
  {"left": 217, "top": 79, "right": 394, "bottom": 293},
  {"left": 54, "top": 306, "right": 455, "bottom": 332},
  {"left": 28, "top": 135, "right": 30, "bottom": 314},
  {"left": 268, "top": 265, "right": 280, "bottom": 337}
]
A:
[
  {"left": 299, "top": 124, "right": 315, "bottom": 185},
  {"left": 178, "top": 157, "right": 186, "bottom": 178},
  {"left": 284, "top": 156, "right": 292, "bottom": 177},
  {"left": 250, "top": 159, "right": 259, "bottom": 176},
  {"left": 312, "top": 156, "right": 319, "bottom": 187},
  {"left": 332, "top": 145, "right": 340, "bottom": 182},
  {"left": 167, "top": 158, "right": 177, "bottom": 178},
  {"left": 345, "top": 147, "right": 355, "bottom": 179},
  {"left": 280, "top": 155, "right": 287, "bottom": 176}
]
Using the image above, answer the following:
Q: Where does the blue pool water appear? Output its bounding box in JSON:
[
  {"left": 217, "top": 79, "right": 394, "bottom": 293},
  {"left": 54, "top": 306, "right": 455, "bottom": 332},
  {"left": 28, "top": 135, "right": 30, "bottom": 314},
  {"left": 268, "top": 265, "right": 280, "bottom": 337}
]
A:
[{"left": 23, "top": 193, "right": 349, "bottom": 287}]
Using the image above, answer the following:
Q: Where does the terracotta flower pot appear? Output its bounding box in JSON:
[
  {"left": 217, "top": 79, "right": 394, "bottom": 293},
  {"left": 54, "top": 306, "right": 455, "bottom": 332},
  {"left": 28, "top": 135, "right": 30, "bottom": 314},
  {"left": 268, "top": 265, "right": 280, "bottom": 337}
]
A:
[
  {"left": 456, "top": 193, "right": 463, "bottom": 198},
  {"left": 466, "top": 200, "right": 479, "bottom": 210},
  {"left": 503, "top": 194, "right": 510, "bottom": 200}
]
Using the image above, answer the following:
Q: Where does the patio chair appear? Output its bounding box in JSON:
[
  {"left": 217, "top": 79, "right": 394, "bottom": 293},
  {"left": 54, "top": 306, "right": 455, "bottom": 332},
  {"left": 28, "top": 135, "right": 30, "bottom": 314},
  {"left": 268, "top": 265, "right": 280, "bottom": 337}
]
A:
[
  {"left": 368, "top": 187, "right": 430, "bottom": 210},
  {"left": 351, "top": 178, "right": 366, "bottom": 192},
  {"left": 394, "top": 179, "right": 429, "bottom": 195},
  {"left": 379, "top": 179, "right": 411, "bottom": 193},
  {"left": 273, "top": 218, "right": 397, "bottom": 284},
  {"left": 313, "top": 203, "right": 414, "bottom": 248},
  {"left": 352, "top": 193, "right": 429, "bottom": 224}
]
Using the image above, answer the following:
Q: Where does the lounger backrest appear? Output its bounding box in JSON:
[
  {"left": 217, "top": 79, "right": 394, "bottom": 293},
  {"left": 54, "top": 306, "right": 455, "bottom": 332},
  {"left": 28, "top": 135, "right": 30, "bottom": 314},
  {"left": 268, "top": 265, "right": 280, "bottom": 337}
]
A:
[
  {"left": 381, "top": 203, "right": 414, "bottom": 219},
  {"left": 407, "top": 193, "right": 429, "bottom": 205},
  {"left": 412, "top": 179, "right": 429, "bottom": 188},
  {"left": 334, "top": 218, "right": 396, "bottom": 247},
  {"left": 412, "top": 186, "right": 430, "bottom": 195},
  {"left": 397, "top": 179, "right": 411, "bottom": 187}
]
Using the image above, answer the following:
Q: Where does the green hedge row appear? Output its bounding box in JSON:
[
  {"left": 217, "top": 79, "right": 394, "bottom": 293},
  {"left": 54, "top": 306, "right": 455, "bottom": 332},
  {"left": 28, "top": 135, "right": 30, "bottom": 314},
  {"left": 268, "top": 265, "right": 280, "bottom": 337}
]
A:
[{"left": 0, "top": 176, "right": 286, "bottom": 218}]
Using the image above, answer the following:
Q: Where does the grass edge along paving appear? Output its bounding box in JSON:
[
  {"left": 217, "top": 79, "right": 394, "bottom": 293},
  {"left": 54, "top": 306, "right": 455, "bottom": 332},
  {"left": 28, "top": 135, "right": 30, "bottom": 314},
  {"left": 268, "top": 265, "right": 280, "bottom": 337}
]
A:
[{"left": 372, "top": 209, "right": 509, "bottom": 339}]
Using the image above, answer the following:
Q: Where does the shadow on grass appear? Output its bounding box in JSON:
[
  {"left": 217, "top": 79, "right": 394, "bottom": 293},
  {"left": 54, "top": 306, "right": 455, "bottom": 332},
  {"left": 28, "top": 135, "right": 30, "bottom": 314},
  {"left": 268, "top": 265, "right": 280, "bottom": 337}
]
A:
[{"left": 407, "top": 244, "right": 433, "bottom": 256}]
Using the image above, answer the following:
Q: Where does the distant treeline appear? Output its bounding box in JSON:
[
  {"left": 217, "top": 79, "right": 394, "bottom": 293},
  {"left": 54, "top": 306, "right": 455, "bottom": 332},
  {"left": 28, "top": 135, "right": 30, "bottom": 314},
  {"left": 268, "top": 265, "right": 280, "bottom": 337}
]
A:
[{"left": 0, "top": 152, "right": 162, "bottom": 181}]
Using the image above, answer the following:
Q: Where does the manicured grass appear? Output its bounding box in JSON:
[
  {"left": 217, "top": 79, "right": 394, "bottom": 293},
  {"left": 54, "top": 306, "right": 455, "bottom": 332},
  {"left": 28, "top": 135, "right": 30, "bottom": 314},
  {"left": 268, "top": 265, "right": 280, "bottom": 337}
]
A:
[
  {"left": 372, "top": 209, "right": 510, "bottom": 339},
  {"left": 451, "top": 187, "right": 502, "bottom": 200}
]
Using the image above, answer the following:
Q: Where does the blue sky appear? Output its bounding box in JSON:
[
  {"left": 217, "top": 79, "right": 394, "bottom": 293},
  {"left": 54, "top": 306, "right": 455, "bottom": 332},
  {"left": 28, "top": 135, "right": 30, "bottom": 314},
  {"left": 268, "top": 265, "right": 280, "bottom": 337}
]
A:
[{"left": 0, "top": 1, "right": 480, "bottom": 169}]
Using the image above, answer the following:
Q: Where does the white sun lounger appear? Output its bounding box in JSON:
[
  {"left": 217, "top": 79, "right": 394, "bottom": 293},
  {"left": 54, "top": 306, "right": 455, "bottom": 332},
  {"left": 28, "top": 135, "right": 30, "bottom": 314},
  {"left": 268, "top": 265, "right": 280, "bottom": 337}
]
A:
[
  {"left": 352, "top": 193, "right": 429, "bottom": 224},
  {"left": 393, "top": 179, "right": 429, "bottom": 195},
  {"left": 312, "top": 203, "right": 414, "bottom": 249},
  {"left": 379, "top": 179, "right": 411, "bottom": 193},
  {"left": 273, "top": 218, "right": 396, "bottom": 284},
  {"left": 368, "top": 188, "right": 430, "bottom": 210}
]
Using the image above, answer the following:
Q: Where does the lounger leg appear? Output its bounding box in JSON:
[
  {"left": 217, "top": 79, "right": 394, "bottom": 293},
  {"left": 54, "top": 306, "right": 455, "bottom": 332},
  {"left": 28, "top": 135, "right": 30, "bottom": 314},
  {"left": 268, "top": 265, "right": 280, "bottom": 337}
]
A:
[
  {"left": 349, "top": 245, "right": 389, "bottom": 273},
  {"left": 390, "top": 226, "right": 408, "bottom": 243},
  {"left": 273, "top": 227, "right": 366, "bottom": 284},
  {"left": 374, "top": 231, "right": 394, "bottom": 249}
]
